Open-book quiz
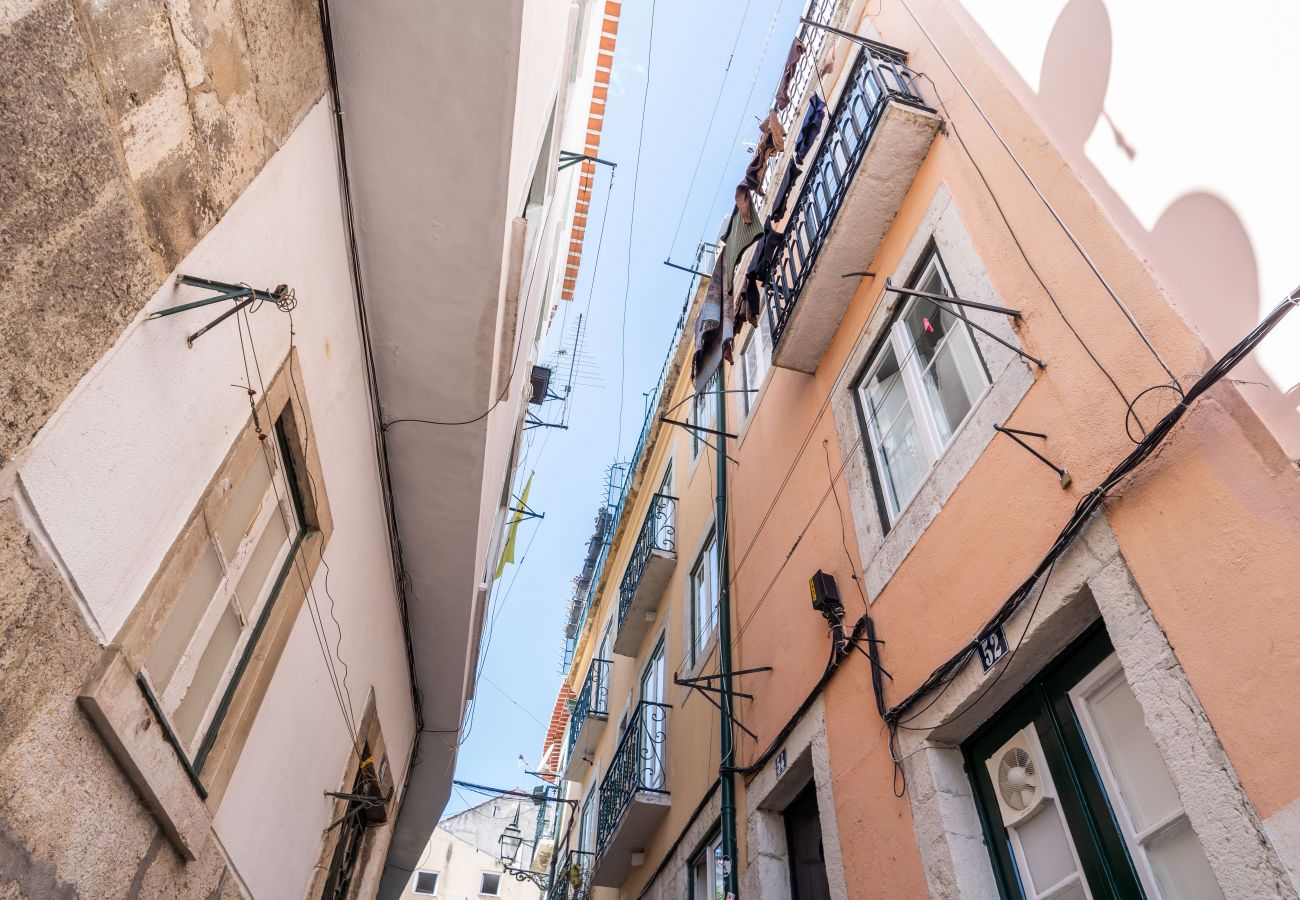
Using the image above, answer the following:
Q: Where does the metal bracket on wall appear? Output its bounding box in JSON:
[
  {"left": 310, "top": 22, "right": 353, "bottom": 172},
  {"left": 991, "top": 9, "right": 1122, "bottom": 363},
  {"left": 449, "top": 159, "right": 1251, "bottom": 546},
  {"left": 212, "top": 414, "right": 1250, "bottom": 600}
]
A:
[
  {"left": 149, "top": 274, "right": 294, "bottom": 346},
  {"left": 883, "top": 278, "right": 1046, "bottom": 369},
  {"left": 674, "top": 666, "right": 772, "bottom": 740},
  {"left": 558, "top": 150, "right": 617, "bottom": 171},
  {"left": 994, "top": 424, "right": 1071, "bottom": 487}
]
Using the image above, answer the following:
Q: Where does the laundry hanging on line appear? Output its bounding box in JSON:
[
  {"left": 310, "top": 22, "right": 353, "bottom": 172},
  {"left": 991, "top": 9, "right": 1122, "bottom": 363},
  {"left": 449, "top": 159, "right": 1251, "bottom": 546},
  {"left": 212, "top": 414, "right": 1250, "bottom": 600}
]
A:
[
  {"left": 774, "top": 37, "right": 807, "bottom": 111},
  {"left": 794, "top": 94, "right": 826, "bottom": 164},
  {"left": 692, "top": 249, "right": 734, "bottom": 394},
  {"left": 735, "top": 110, "right": 787, "bottom": 224}
]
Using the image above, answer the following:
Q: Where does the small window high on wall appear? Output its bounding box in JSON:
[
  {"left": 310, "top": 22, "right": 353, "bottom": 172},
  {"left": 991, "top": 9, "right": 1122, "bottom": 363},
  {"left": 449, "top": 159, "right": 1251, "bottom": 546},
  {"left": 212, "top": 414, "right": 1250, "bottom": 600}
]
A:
[
  {"left": 852, "top": 248, "right": 989, "bottom": 525},
  {"left": 964, "top": 625, "right": 1223, "bottom": 900}
]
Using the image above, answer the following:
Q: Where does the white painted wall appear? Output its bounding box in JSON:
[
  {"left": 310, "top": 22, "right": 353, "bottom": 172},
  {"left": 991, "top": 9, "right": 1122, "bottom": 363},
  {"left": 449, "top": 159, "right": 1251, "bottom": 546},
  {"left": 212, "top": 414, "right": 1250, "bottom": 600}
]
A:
[
  {"left": 16, "top": 99, "right": 415, "bottom": 899},
  {"left": 402, "top": 824, "right": 541, "bottom": 900},
  {"left": 954, "top": 0, "right": 1300, "bottom": 454}
]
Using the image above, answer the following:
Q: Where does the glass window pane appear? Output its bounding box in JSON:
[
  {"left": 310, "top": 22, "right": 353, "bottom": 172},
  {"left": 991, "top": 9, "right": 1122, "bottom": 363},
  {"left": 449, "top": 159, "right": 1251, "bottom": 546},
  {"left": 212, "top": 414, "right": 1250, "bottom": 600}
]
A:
[
  {"left": 902, "top": 298, "right": 952, "bottom": 369},
  {"left": 235, "top": 507, "right": 290, "bottom": 613},
  {"left": 173, "top": 602, "right": 242, "bottom": 744},
  {"left": 147, "top": 544, "right": 223, "bottom": 692},
  {"left": 216, "top": 458, "right": 273, "bottom": 562},
  {"left": 1146, "top": 818, "right": 1223, "bottom": 900},
  {"left": 877, "top": 402, "right": 927, "bottom": 512},
  {"left": 1016, "top": 803, "right": 1079, "bottom": 896},
  {"left": 863, "top": 345, "right": 907, "bottom": 430},
  {"left": 922, "top": 328, "right": 985, "bottom": 445},
  {"left": 1050, "top": 881, "right": 1088, "bottom": 900},
  {"left": 1085, "top": 674, "right": 1183, "bottom": 834}
]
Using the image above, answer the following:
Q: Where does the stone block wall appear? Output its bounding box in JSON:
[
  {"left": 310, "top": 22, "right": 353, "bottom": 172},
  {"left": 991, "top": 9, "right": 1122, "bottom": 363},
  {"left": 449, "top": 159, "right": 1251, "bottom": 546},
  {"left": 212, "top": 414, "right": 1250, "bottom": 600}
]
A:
[
  {"left": 0, "top": 0, "right": 327, "bottom": 894},
  {"left": 0, "top": 0, "right": 326, "bottom": 463}
]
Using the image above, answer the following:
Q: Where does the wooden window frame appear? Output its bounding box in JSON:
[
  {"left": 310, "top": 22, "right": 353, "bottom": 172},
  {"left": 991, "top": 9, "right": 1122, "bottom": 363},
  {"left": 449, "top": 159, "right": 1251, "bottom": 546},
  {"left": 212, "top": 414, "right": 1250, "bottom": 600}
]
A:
[{"left": 79, "top": 349, "right": 333, "bottom": 857}]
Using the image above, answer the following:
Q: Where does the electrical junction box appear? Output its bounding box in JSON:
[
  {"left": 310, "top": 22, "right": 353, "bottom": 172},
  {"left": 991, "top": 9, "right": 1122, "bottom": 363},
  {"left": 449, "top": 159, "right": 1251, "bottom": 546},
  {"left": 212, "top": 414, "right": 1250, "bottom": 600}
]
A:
[{"left": 809, "top": 569, "right": 841, "bottom": 615}]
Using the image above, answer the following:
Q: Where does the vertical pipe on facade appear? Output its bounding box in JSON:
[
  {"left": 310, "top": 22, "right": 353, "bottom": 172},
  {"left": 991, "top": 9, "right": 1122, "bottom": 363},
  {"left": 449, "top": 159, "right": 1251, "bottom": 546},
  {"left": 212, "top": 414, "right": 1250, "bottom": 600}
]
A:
[{"left": 714, "top": 382, "right": 740, "bottom": 900}]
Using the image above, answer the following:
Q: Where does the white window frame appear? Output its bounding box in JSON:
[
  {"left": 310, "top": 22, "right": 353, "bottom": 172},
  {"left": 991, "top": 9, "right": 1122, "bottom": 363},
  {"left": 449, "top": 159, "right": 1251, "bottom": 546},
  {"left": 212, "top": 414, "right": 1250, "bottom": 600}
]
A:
[
  {"left": 142, "top": 418, "right": 302, "bottom": 755},
  {"left": 855, "top": 251, "right": 989, "bottom": 523},
  {"left": 689, "top": 530, "right": 720, "bottom": 667},
  {"left": 691, "top": 372, "right": 720, "bottom": 459},
  {"left": 689, "top": 832, "right": 725, "bottom": 900},
  {"left": 413, "top": 870, "right": 440, "bottom": 895},
  {"left": 1069, "top": 655, "right": 1220, "bottom": 900},
  {"left": 478, "top": 871, "right": 502, "bottom": 896},
  {"left": 738, "top": 316, "right": 772, "bottom": 420}
]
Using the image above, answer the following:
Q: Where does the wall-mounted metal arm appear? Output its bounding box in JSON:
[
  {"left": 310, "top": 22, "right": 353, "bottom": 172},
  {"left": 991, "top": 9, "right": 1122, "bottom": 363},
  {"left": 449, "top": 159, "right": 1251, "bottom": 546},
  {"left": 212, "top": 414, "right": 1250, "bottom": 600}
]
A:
[
  {"left": 663, "top": 258, "right": 713, "bottom": 278},
  {"left": 558, "top": 150, "right": 617, "bottom": 171},
  {"left": 884, "top": 277, "right": 1021, "bottom": 318},
  {"left": 994, "top": 424, "right": 1071, "bottom": 487}
]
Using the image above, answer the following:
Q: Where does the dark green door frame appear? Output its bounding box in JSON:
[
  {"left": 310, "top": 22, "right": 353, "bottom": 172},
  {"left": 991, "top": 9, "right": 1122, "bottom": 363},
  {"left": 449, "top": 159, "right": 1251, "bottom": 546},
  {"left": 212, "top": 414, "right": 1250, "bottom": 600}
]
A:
[{"left": 963, "top": 624, "right": 1146, "bottom": 900}]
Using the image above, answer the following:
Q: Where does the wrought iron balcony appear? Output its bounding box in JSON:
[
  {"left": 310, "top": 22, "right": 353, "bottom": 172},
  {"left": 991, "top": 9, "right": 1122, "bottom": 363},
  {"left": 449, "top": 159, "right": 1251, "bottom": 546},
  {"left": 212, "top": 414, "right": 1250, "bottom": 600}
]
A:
[
  {"left": 548, "top": 847, "right": 596, "bottom": 900},
  {"left": 765, "top": 39, "right": 941, "bottom": 373},
  {"left": 592, "top": 701, "right": 670, "bottom": 887},
  {"left": 613, "top": 493, "right": 677, "bottom": 656},
  {"left": 562, "top": 657, "right": 611, "bottom": 780}
]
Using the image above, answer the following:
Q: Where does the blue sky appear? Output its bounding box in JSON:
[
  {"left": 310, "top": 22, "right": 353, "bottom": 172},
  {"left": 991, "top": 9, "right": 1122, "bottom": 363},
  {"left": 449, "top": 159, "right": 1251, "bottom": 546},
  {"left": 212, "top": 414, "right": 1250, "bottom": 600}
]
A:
[{"left": 446, "top": 0, "right": 805, "bottom": 815}]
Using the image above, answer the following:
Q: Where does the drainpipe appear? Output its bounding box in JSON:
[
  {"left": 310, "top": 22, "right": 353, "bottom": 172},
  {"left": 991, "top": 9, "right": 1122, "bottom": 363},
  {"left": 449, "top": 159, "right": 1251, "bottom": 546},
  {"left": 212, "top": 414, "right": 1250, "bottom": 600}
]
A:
[{"left": 714, "top": 382, "right": 740, "bottom": 900}]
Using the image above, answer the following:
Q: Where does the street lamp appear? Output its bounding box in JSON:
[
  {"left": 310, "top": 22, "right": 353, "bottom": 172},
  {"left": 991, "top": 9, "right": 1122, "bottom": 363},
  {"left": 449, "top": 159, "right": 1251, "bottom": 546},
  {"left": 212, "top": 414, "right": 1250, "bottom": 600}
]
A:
[{"left": 498, "top": 808, "right": 548, "bottom": 890}]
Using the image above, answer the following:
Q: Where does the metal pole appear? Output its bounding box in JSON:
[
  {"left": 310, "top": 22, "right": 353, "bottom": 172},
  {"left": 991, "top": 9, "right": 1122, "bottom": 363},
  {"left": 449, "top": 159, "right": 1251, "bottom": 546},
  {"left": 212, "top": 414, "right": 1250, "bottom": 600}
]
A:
[{"left": 714, "top": 380, "right": 740, "bottom": 900}]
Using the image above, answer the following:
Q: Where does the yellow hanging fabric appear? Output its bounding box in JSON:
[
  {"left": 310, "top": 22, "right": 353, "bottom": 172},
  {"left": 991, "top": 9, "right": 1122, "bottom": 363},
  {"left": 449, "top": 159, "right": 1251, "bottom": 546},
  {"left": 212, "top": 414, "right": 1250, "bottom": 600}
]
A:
[{"left": 494, "top": 472, "right": 534, "bottom": 579}]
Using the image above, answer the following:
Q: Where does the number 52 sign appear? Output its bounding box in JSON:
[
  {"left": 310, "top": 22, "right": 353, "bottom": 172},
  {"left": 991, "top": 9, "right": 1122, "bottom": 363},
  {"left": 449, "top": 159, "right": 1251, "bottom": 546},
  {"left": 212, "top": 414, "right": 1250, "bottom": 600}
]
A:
[{"left": 976, "top": 625, "right": 1009, "bottom": 673}]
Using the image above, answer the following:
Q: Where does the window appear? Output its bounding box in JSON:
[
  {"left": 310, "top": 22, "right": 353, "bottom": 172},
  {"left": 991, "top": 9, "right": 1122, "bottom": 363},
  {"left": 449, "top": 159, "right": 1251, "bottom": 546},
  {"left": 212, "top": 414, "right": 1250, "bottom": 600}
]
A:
[
  {"left": 78, "top": 352, "right": 331, "bottom": 850},
  {"left": 479, "top": 872, "right": 502, "bottom": 896},
  {"left": 579, "top": 793, "right": 597, "bottom": 854},
  {"left": 413, "top": 871, "right": 439, "bottom": 894},
  {"left": 689, "top": 832, "right": 725, "bottom": 900},
  {"left": 143, "top": 415, "right": 304, "bottom": 760},
  {"left": 739, "top": 319, "right": 771, "bottom": 419},
  {"left": 692, "top": 372, "right": 720, "bottom": 458},
  {"left": 854, "top": 250, "right": 989, "bottom": 522},
  {"left": 689, "top": 531, "right": 720, "bottom": 666},
  {"left": 965, "top": 626, "right": 1222, "bottom": 900}
]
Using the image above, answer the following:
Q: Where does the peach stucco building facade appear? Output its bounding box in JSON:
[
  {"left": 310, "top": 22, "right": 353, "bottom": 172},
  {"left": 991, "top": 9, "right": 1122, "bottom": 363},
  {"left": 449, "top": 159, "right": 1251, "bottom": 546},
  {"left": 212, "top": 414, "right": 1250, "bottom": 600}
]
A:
[{"left": 547, "top": 1, "right": 1299, "bottom": 900}]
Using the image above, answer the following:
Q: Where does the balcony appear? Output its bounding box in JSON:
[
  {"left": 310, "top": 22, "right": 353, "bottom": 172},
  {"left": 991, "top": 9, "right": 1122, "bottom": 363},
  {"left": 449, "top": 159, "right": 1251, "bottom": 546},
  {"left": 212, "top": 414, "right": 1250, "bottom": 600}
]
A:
[
  {"left": 563, "top": 657, "right": 611, "bottom": 780},
  {"left": 766, "top": 39, "right": 941, "bottom": 373},
  {"left": 613, "top": 494, "right": 676, "bottom": 657},
  {"left": 548, "top": 847, "right": 596, "bottom": 900},
  {"left": 592, "top": 701, "right": 671, "bottom": 886}
]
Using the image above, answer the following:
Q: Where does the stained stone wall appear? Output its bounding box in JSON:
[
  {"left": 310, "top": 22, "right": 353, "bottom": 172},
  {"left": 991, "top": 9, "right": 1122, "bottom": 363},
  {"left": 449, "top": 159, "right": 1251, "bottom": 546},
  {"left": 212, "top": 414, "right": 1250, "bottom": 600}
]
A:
[
  {"left": 0, "top": 0, "right": 326, "bottom": 464},
  {"left": 0, "top": 0, "right": 327, "bottom": 894}
]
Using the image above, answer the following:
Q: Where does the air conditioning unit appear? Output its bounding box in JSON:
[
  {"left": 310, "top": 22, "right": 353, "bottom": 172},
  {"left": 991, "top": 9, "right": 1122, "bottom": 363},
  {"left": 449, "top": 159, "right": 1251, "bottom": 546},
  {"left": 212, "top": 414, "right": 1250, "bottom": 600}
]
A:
[{"left": 985, "top": 726, "right": 1054, "bottom": 827}]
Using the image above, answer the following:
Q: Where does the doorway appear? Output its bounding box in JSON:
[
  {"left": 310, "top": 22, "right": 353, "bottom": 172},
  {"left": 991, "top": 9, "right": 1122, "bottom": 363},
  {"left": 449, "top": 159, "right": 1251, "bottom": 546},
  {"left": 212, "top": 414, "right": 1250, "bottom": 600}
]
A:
[{"left": 784, "top": 785, "right": 832, "bottom": 900}]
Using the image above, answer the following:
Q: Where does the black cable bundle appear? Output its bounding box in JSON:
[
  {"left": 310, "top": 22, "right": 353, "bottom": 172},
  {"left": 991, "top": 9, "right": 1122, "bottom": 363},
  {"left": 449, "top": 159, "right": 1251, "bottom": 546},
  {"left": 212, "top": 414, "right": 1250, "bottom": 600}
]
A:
[{"left": 884, "top": 287, "right": 1300, "bottom": 725}]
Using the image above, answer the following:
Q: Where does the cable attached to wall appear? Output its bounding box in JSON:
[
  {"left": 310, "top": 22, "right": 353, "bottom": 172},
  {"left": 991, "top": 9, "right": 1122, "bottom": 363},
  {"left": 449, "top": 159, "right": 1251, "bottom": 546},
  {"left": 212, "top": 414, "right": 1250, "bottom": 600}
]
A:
[{"left": 881, "top": 286, "right": 1300, "bottom": 729}]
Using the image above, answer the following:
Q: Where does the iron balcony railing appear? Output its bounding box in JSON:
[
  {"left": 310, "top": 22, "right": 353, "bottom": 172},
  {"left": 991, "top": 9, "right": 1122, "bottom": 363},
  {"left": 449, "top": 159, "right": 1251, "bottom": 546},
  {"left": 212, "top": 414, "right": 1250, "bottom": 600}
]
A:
[
  {"left": 617, "top": 493, "right": 677, "bottom": 628},
  {"left": 596, "top": 700, "right": 670, "bottom": 859},
  {"left": 765, "top": 39, "right": 931, "bottom": 346},
  {"left": 548, "top": 847, "right": 597, "bottom": 900},
  {"left": 565, "top": 657, "right": 612, "bottom": 763}
]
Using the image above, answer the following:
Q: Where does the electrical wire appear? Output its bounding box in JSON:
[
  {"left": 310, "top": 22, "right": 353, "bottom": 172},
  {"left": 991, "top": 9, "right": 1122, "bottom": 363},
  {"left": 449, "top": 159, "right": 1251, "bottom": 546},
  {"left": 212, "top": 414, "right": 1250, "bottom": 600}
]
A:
[
  {"left": 883, "top": 285, "right": 1300, "bottom": 726},
  {"left": 616, "top": 0, "right": 659, "bottom": 461},
  {"left": 234, "top": 309, "right": 362, "bottom": 755},
  {"left": 666, "top": 0, "right": 757, "bottom": 261},
  {"left": 914, "top": 71, "right": 1136, "bottom": 422},
  {"left": 898, "top": 0, "right": 1183, "bottom": 397},
  {"left": 697, "top": 0, "right": 787, "bottom": 253}
]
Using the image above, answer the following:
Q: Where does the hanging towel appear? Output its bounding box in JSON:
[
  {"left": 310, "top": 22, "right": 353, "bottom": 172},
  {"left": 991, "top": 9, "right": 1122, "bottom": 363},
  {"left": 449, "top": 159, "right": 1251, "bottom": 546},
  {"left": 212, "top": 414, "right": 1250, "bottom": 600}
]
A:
[
  {"left": 768, "top": 162, "right": 801, "bottom": 222},
  {"left": 692, "top": 250, "right": 735, "bottom": 393},
  {"left": 775, "top": 37, "right": 807, "bottom": 111},
  {"left": 735, "top": 110, "right": 788, "bottom": 224},
  {"left": 724, "top": 208, "right": 765, "bottom": 335},
  {"left": 794, "top": 94, "right": 827, "bottom": 164}
]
